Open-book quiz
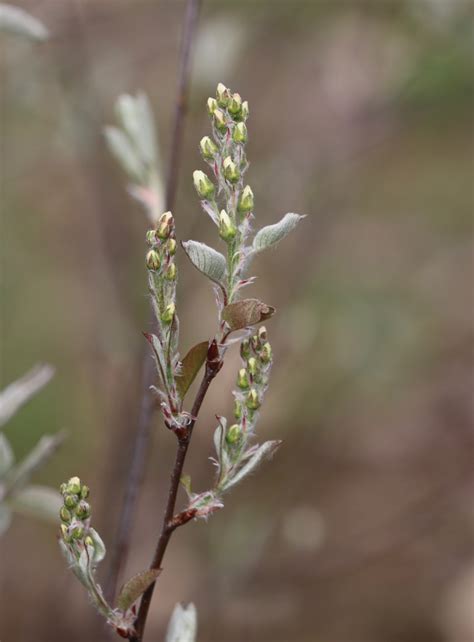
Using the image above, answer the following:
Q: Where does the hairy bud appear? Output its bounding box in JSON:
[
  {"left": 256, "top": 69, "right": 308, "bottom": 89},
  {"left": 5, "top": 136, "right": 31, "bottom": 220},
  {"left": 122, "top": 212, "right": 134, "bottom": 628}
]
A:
[
  {"left": 218, "top": 210, "right": 237, "bottom": 241},
  {"left": 246, "top": 388, "right": 260, "bottom": 410},
  {"left": 146, "top": 249, "right": 161, "bottom": 271},
  {"left": 162, "top": 302, "right": 175, "bottom": 324},
  {"left": 216, "top": 82, "right": 230, "bottom": 108},
  {"left": 165, "top": 263, "right": 177, "bottom": 281},
  {"left": 193, "top": 170, "right": 215, "bottom": 199},
  {"left": 199, "top": 136, "right": 218, "bottom": 160},
  {"left": 228, "top": 92, "right": 242, "bottom": 117},
  {"left": 237, "top": 368, "right": 250, "bottom": 389},
  {"left": 223, "top": 156, "right": 239, "bottom": 184},
  {"left": 207, "top": 97, "right": 218, "bottom": 115},
  {"left": 232, "top": 122, "right": 247, "bottom": 144},
  {"left": 226, "top": 424, "right": 242, "bottom": 445},
  {"left": 238, "top": 185, "right": 254, "bottom": 213}
]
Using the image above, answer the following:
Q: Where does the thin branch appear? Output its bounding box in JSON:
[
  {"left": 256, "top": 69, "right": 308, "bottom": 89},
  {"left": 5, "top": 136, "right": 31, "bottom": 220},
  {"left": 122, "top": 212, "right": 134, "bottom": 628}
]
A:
[
  {"left": 104, "top": 0, "right": 202, "bottom": 603},
  {"left": 129, "top": 349, "right": 222, "bottom": 642}
]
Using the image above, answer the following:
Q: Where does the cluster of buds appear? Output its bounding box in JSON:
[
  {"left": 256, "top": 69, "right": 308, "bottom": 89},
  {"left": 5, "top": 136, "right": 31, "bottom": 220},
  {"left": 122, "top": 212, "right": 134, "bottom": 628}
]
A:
[
  {"left": 59, "top": 476, "right": 92, "bottom": 545},
  {"left": 233, "top": 326, "right": 272, "bottom": 432},
  {"left": 146, "top": 210, "right": 178, "bottom": 325},
  {"left": 193, "top": 83, "right": 255, "bottom": 303}
]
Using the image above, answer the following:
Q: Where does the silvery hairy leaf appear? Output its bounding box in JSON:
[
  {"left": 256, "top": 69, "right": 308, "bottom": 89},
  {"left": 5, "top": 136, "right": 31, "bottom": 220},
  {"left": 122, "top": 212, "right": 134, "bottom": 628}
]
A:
[
  {"left": 88, "top": 527, "right": 106, "bottom": 564},
  {"left": 5, "top": 432, "right": 64, "bottom": 492},
  {"left": 104, "top": 126, "right": 144, "bottom": 183},
  {"left": 182, "top": 240, "right": 227, "bottom": 286},
  {"left": 0, "top": 364, "right": 54, "bottom": 428},
  {"left": 9, "top": 484, "right": 61, "bottom": 522},
  {"left": 115, "top": 93, "right": 157, "bottom": 167},
  {"left": 0, "top": 3, "right": 48, "bottom": 41},
  {"left": 117, "top": 568, "right": 161, "bottom": 612},
  {"left": 0, "top": 433, "right": 14, "bottom": 478},
  {"left": 221, "top": 440, "right": 282, "bottom": 492},
  {"left": 165, "top": 603, "right": 197, "bottom": 642},
  {"left": 252, "top": 213, "right": 305, "bottom": 253}
]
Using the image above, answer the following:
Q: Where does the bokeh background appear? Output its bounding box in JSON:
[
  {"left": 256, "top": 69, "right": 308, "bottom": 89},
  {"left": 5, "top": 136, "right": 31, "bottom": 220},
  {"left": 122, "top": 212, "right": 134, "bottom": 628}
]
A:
[{"left": 1, "top": 1, "right": 473, "bottom": 641}]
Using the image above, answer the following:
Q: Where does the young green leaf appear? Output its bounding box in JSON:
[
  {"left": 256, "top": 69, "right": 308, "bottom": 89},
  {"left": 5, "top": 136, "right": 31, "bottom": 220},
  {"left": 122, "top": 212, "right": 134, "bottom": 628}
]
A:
[
  {"left": 176, "top": 341, "right": 209, "bottom": 400},
  {"left": 181, "top": 240, "right": 227, "bottom": 286},
  {"left": 222, "top": 298, "right": 275, "bottom": 331},
  {"left": 252, "top": 213, "right": 305, "bottom": 253},
  {"left": 117, "top": 568, "right": 161, "bottom": 612}
]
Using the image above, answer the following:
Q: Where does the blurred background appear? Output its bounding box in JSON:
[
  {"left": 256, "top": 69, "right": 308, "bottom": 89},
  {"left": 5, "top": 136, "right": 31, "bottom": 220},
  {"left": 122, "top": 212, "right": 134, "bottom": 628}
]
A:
[{"left": 1, "top": 1, "right": 473, "bottom": 641}]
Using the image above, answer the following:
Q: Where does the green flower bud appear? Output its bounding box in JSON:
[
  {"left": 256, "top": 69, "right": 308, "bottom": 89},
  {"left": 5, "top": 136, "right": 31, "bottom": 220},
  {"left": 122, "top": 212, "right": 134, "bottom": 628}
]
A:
[
  {"left": 199, "top": 136, "right": 218, "bottom": 160},
  {"left": 167, "top": 238, "right": 177, "bottom": 256},
  {"left": 80, "top": 485, "right": 90, "bottom": 499},
  {"left": 216, "top": 82, "right": 230, "bottom": 107},
  {"left": 193, "top": 170, "right": 215, "bottom": 199},
  {"left": 64, "top": 494, "right": 79, "bottom": 509},
  {"left": 241, "top": 100, "right": 249, "bottom": 120},
  {"left": 207, "top": 97, "right": 218, "bottom": 115},
  {"left": 66, "top": 477, "right": 81, "bottom": 495},
  {"left": 258, "top": 326, "right": 267, "bottom": 344},
  {"left": 247, "top": 357, "right": 258, "bottom": 377},
  {"left": 238, "top": 185, "right": 254, "bottom": 213},
  {"left": 75, "top": 500, "right": 91, "bottom": 520},
  {"left": 237, "top": 368, "right": 250, "bottom": 389},
  {"left": 165, "top": 263, "right": 177, "bottom": 281},
  {"left": 240, "top": 339, "right": 251, "bottom": 359},
  {"left": 223, "top": 156, "right": 239, "bottom": 183},
  {"left": 261, "top": 342, "right": 272, "bottom": 363},
  {"left": 71, "top": 524, "right": 84, "bottom": 540},
  {"left": 218, "top": 209, "right": 237, "bottom": 241},
  {"left": 146, "top": 249, "right": 161, "bottom": 271},
  {"left": 228, "top": 92, "right": 242, "bottom": 117},
  {"left": 234, "top": 400, "right": 242, "bottom": 420},
  {"left": 60, "top": 523, "right": 71, "bottom": 542},
  {"left": 232, "top": 122, "right": 247, "bottom": 144},
  {"left": 213, "top": 108, "right": 227, "bottom": 133},
  {"left": 226, "top": 424, "right": 242, "bottom": 445},
  {"left": 162, "top": 302, "right": 175, "bottom": 324},
  {"left": 84, "top": 535, "right": 94, "bottom": 548},
  {"left": 146, "top": 230, "right": 157, "bottom": 246},
  {"left": 60, "top": 506, "right": 72, "bottom": 523},
  {"left": 246, "top": 388, "right": 260, "bottom": 410},
  {"left": 157, "top": 211, "right": 174, "bottom": 240}
]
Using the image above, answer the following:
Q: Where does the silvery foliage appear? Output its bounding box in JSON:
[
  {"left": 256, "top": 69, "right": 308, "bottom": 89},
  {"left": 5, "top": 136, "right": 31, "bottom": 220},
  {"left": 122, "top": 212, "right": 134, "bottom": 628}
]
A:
[
  {"left": 165, "top": 603, "right": 197, "bottom": 642},
  {"left": 0, "top": 365, "right": 63, "bottom": 536},
  {"left": 0, "top": 3, "right": 48, "bottom": 41},
  {"left": 105, "top": 92, "right": 165, "bottom": 225}
]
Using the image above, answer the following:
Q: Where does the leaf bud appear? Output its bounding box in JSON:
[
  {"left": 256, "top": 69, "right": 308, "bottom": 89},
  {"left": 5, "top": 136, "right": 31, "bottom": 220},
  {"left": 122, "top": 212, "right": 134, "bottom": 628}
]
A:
[
  {"left": 199, "top": 136, "right": 218, "bottom": 160},
  {"left": 247, "top": 357, "right": 258, "bottom": 377},
  {"left": 71, "top": 524, "right": 84, "bottom": 540},
  {"left": 146, "top": 229, "right": 157, "bottom": 246},
  {"left": 261, "top": 342, "right": 272, "bottom": 363},
  {"left": 238, "top": 185, "right": 254, "bottom": 213},
  {"left": 75, "top": 500, "right": 91, "bottom": 520},
  {"left": 64, "top": 494, "right": 79, "bottom": 509},
  {"left": 237, "top": 368, "right": 250, "bottom": 389},
  {"left": 226, "top": 424, "right": 242, "bottom": 445},
  {"left": 216, "top": 82, "right": 230, "bottom": 107},
  {"left": 246, "top": 388, "right": 260, "bottom": 410},
  {"left": 59, "top": 506, "right": 72, "bottom": 523},
  {"left": 218, "top": 209, "right": 237, "bottom": 241},
  {"left": 223, "top": 156, "right": 239, "bottom": 183},
  {"left": 232, "top": 122, "right": 247, "bottom": 144},
  {"left": 240, "top": 339, "right": 251, "bottom": 359},
  {"left": 66, "top": 477, "right": 81, "bottom": 495},
  {"left": 161, "top": 302, "right": 175, "bottom": 324},
  {"left": 165, "top": 263, "right": 177, "bottom": 281},
  {"left": 207, "top": 97, "right": 218, "bottom": 115},
  {"left": 167, "top": 238, "right": 177, "bottom": 256},
  {"left": 228, "top": 92, "right": 242, "bottom": 117},
  {"left": 213, "top": 108, "right": 227, "bottom": 133},
  {"left": 146, "top": 249, "right": 161, "bottom": 271},
  {"left": 193, "top": 170, "right": 215, "bottom": 199}
]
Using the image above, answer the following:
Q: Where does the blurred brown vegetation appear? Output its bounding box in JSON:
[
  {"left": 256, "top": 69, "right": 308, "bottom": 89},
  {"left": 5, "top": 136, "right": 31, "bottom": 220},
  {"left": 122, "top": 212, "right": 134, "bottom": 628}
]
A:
[{"left": 1, "top": 1, "right": 473, "bottom": 641}]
